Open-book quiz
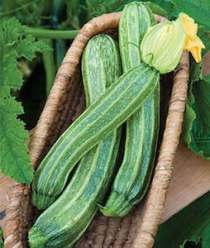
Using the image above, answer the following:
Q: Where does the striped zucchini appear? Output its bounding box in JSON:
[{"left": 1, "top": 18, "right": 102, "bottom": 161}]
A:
[
  {"left": 32, "top": 61, "right": 159, "bottom": 210},
  {"left": 119, "top": 2, "right": 155, "bottom": 72},
  {"left": 101, "top": 2, "right": 160, "bottom": 217},
  {"left": 29, "top": 34, "right": 121, "bottom": 248}
]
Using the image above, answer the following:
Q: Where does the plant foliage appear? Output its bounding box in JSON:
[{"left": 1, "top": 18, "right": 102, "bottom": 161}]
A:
[
  {"left": 183, "top": 59, "right": 210, "bottom": 159},
  {"left": 0, "top": 18, "right": 47, "bottom": 183},
  {"left": 154, "top": 191, "right": 210, "bottom": 248},
  {"left": 0, "top": 228, "right": 3, "bottom": 248}
]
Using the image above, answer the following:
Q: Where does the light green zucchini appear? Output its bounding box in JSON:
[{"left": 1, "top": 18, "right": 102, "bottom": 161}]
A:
[
  {"left": 101, "top": 2, "right": 160, "bottom": 217},
  {"left": 119, "top": 2, "right": 155, "bottom": 72},
  {"left": 32, "top": 61, "right": 159, "bottom": 210},
  {"left": 29, "top": 34, "right": 121, "bottom": 247}
]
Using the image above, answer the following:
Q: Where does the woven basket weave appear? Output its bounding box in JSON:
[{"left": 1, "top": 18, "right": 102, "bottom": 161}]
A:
[{"left": 3, "top": 12, "right": 189, "bottom": 248}]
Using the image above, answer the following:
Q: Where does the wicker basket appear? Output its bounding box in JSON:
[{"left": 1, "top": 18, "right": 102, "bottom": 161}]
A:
[{"left": 3, "top": 12, "right": 189, "bottom": 248}]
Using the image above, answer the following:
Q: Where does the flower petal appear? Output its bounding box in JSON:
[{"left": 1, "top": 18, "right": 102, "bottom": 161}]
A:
[
  {"left": 185, "top": 37, "right": 205, "bottom": 62},
  {"left": 181, "top": 13, "right": 197, "bottom": 38},
  {"left": 179, "top": 13, "right": 205, "bottom": 63}
]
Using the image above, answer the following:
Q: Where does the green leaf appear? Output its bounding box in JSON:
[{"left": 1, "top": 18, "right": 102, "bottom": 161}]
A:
[
  {"left": 145, "top": 2, "right": 168, "bottom": 16},
  {"left": 16, "top": 35, "right": 49, "bottom": 61},
  {"left": 144, "top": 0, "right": 175, "bottom": 17},
  {"left": 64, "top": 0, "right": 81, "bottom": 29},
  {"left": 171, "top": 0, "right": 210, "bottom": 30},
  {"left": 0, "top": 18, "right": 22, "bottom": 95},
  {"left": 183, "top": 59, "right": 210, "bottom": 159},
  {"left": 189, "top": 59, "right": 203, "bottom": 83},
  {"left": 0, "top": 18, "right": 47, "bottom": 183},
  {"left": 0, "top": 18, "right": 47, "bottom": 95},
  {"left": 154, "top": 191, "right": 210, "bottom": 248},
  {"left": 180, "top": 239, "right": 202, "bottom": 248},
  {"left": 86, "top": 0, "right": 134, "bottom": 18},
  {"left": 0, "top": 0, "right": 49, "bottom": 26},
  {"left": 145, "top": 0, "right": 210, "bottom": 29},
  {"left": 0, "top": 97, "right": 33, "bottom": 184},
  {"left": 0, "top": 51, "right": 22, "bottom": 96},
  {"left": 198, "top": 28, "right": 210, "bottom": 54},
  {"left": 0, "top": 228, "right": 3, "bottom": 248}
]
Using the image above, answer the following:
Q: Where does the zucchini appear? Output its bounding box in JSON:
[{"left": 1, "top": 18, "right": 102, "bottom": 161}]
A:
[
  {"left": 29, "top": 34, "right": 121, "bottom": 248},
  {"left": 82, "top": 35, "right": 121, "bottom": 106},
  {"left": 119, "top": 2, "right": 155, "bottom": 72},
  {"left": 32, "top": 62, "right": 159, "bottom": 210},
  {"left": 101, "top": 2, "right": 160, "bottom": 217}
]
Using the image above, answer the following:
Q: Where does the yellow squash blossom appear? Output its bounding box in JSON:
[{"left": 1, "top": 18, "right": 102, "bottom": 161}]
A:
[
  {"left": 141, "top": 13, "right": 205, "bottom": 74},
  {"left": 181, "top": 13, "right": 205, "bottom": 63}
]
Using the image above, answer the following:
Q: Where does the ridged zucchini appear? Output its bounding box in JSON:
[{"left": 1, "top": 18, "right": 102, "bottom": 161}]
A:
[
  {"left": 32, "top": 62, "right": 159, "bottom": 210},
  {"left": 101, "top": 2, "right": 160, "bottom": 217},
  {"left": 119, "top": 2, "right": 155, "bottom": 72},
  {"left": 29, "top": 34, "right": 121, "bottom": 248}
]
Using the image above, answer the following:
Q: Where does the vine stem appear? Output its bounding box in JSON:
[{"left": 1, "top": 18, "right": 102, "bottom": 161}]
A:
[
  {"left": 42, "top": 39, "right": 56, "bottom": 96},
  {"left": 24, "top": 27, "right": 79, "bottom": 40}
]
